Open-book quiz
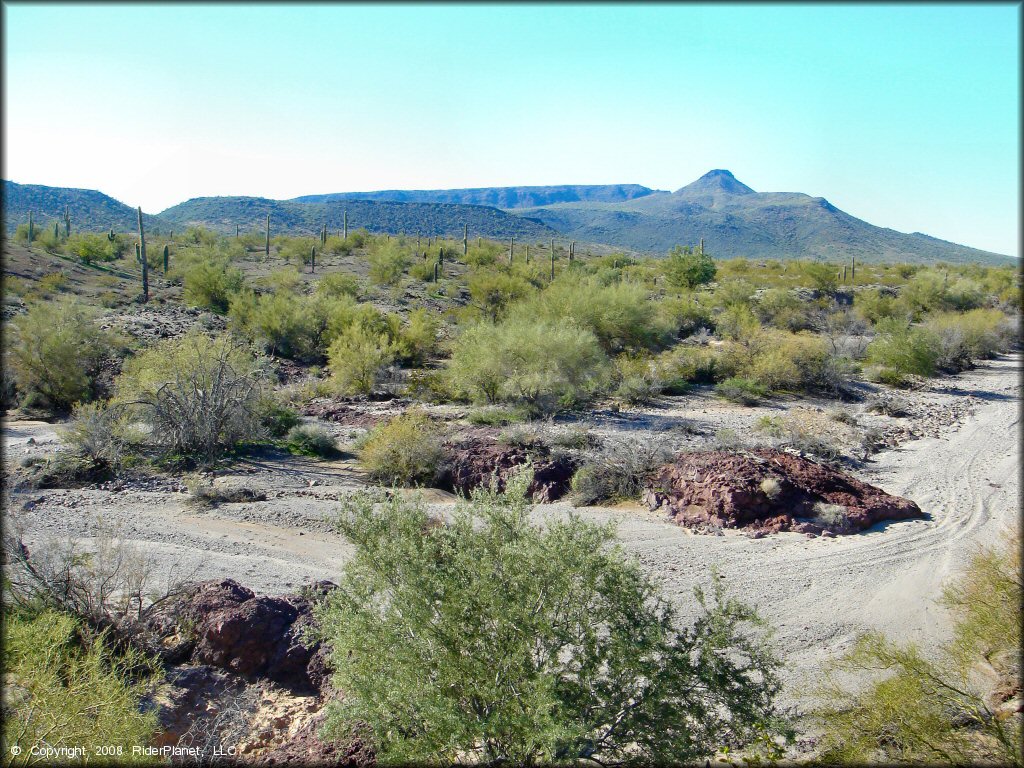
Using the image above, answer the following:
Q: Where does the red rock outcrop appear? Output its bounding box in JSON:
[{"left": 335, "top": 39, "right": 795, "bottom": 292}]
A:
[
  {"left": 144, "top": 579, "right": 336, "bottom": 693},
  {"left": 440, "top": 439, "right": 578, "bottom": 502},
  {"left": 642, "top": 449, "right": 923, "bottom": 535}
]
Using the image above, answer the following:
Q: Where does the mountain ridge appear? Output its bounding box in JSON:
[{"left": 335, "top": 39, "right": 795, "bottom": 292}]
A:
[{"left": 2, "top": 175, "right": 1014, "bottom": 264}]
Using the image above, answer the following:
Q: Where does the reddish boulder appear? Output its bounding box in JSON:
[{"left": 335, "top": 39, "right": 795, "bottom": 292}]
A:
[
  {"left": 441, "top": 439, "right": 578, "bottom": 502},
  {"left": 643, "top": 449, "right": 922, "bottom": 535},
  {"left": 144, "top": 579, "right": 336, "bottom": 692}
]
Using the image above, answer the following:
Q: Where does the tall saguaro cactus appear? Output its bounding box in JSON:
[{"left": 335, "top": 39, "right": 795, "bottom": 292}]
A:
[
  {"left": 265, "top": 213, "right": 271, "bottom": 256},
  {"left": 235, "top": 224, "right": 240, "bottom": 238},
  {"left": 27, "top": 211, "right": 33, "bottom": 245},
  {"left": 525, "top": 244, "right": 529, "bottom": 263},
  {"left": 463, "top": 223, "right": 468, "bottom": 256},
  {"left": 310, "top": 245, "right": 316, "bottom": 273},
  {"left": 163, "top": 244, "right": 169, "bottom": 274},
  {"left": 509, "top": 236, "right": 515, "bottom": 264},
  {"left": 343, "top": 210, "right": 348, "bottom": 240},
  {"left": 63, "top": 205, "right": 71, "bottom": 237},
  {"left": 569, "top": 241, "right": 575, "bottom": 262},
  {"left": 137, "top": 206, "right": 149, "bottom": 302},
  {"left": 851, "top": 257, "right": 856, "bottom": 284}
]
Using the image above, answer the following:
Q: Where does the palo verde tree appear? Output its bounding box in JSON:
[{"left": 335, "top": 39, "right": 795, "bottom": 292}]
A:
[
  {"left": 664, "top": 244, "right": 717, "bottom": 290},
  {"left": 314, "top": 470, "right": 791, "bottom": 765}
]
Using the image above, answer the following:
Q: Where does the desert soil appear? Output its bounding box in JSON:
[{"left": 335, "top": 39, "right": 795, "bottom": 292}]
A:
[{"left": 3, "top": 354, "right": 1019, "bottom": 712}]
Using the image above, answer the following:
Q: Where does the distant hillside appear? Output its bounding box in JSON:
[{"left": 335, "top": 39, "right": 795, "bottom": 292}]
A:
[
  {"left": 513, "top": 170, "right": 1014, "bottom": 265},
  {"left": 158, "top": 197, "right": 557, "bottom": 240},
  {"left": 2, "top": 180, "right": 167, "bottom": 234},
  {"left": 292, "top": 184, "right": 661, "bottom": 209}
]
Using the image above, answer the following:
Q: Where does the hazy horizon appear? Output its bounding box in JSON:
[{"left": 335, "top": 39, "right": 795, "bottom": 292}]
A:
[{"left": 3, "top": 3, "right": 1019, "bottom": 256}]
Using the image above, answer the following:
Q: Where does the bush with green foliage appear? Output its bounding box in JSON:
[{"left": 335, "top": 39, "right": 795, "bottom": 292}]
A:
[
  {"left": 393, "top": 308, "right": 440, "bottom": 366},
  {"left": 316, "top": 271, "right": 360, "bottom": 299},
  {"left": 467, "top": 269, "right": 534, "bottom": 321},
  {"left": 314, "top": 471, "right": 789, "bottom": 764},
  {"left": 356, "top": 410, "right": 444, "bottom": 486},
  {"left": 115, "top": 332, "right": 267, "bottom": 459},
  {"left": 66, "top": 232, "right": 123, "bottom": 264},
  {"left": 512, "top": 277, "right": 672, "bottom": 353},
  {"left": 664, "top": 244, "right": 717, "bottom": 289},
  {"left": 285, "top": 423, "right": 338, "bottom": 457},
  {"left": 179, "top": 255, "right": 244, "bottom": 313},
  {"left": 367, "top": 240, "right": 413, "bottom": 286},
  {"left": 327, "top": 324, "right": 396, "bottom": 395},
  {"left": 1, "top": 610, "right": 160, "bottom": 765},
  {"left": 923, "top": 308, "right": 1015, "bottom": 372},
  {"left": 715, "top": 377, "right": 769, "bottom": 405},
  {"left": 815, "top": 533, "right": 1021, "bottom": 765},
  {"left": 6, "top": 299, "right": 115, "bottom": 411},
  {"left": 865, "top": 318, "right": 941, "bottom": 379},
  {"left": 446, "top": 318, "right": 610, "bottom": 411}
]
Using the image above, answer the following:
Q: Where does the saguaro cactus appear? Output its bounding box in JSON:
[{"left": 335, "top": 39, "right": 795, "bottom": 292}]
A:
[
  {"left": 550, "top": 247, "right": 555, "bottom": 281},
  {"left": 310, "top": 245, "right": 316, "bottom": 273},
  {"left": 434, "top": 261, "right": 440, "bottom": 282},
  {"left": 699, "top": 238, "right": 704, "bottom": 256},
  {"left": 525, "top": 244, "right": 530, "bottom": 263},
  {"left": 265, "top": 213, "right": 271, "bottom": 256},
  {"left": 137, "top": 206, "right": 149, "bottom": 302},
  {"left": 343, "top": 210, "right": 348, "bottom": 240},
  {"left": 53, "top": 222, "right": 59, "bottom": 239},
  {"left": 27, "top": 211, "right": 33, "bottom": 244},
  {"left": 569, "top": 241, "right": 575, "bottom": 262},
  {"left": 851, "top": 257, "right": 856, "bottom": 284},
  {"left": 439, "top": 246, "right": 444, "bottom": 266},
  {"left": 108, "top": 228, "right": 116, "bottom": 242},
  {"left": 509, "top": 236, "right": 515, "bottom": 264},
  {"left": 235, "top": 224, "right": 240, "bottom": 238},
  {"left": 463, "top": 223, "right": 468, "bottom": 256},
  {"left": 163, "top": 244, "right": 169, "bottom": 274},
  {"left": 63, "top": 205, "right": 71, "bottom": 237}
]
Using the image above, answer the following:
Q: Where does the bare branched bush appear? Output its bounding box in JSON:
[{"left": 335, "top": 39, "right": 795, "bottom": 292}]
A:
[
  {"left": 115, "top": 331, "right": 268, "bottom": 460},
  {"left": 570, "top": 437, "right": 674, "bottom": 505},
  {"left": 2, "top": 516, "right": 201, "bottom": 650}
]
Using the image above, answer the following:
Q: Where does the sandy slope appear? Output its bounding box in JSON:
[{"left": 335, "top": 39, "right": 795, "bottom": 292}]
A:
[{"left": 3, "top": 355, "right": 1019, "bottom": 709}]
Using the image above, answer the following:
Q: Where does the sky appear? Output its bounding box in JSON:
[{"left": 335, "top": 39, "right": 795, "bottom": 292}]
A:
[{"left": 3, "top": 3, "right": 1020, "bottom": 256}]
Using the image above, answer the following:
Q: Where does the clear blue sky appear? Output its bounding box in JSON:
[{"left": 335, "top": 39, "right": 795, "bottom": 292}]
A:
[{"left": 3, "top": 3, "right": 1019, "bottom": 256}]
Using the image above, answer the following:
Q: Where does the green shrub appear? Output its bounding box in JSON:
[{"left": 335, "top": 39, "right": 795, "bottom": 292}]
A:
[
  {"left": 394, "top": 308, "right": 440, "bottom": 366},
  {"left": 715, "top": 377, "right": 768, "bottom": 405},
  {"left": 657, "top": 293, "right": 712, "bottom": 337},
  {"left": 261, "top": 267, "right": 304, "bottom": 294},
  {"left": 409, "top": 259, "right": 438, "bottom": 282},
  {"left": 316, "top": 271, "right": 360, "bottom": 299},
  {"left": 1, "top": 610, "right": 160, "bottom": 765},
  {"left": 180, "top": 255, "right": 244, "bottom": 313},
  {"left": 66, "top": 233, "right": 122, "bottom": 264},
  {"left": 327, "top": 324, "right": 396, "bottom": 395},
  {"left": 923, "top": 308, "right": 1015, "bottom": 371},
  {"left": 324, "top": 235, "right": 355, "bottom": 256},
  {"left": 511, "top": 277, "right": 672, "bottom": 353},
  {"left": 229, "top": 289, "right": 324, "bottom": 361},
  {"left": 802, "top": 262, "right": 839, "bottom": 294},
  {"left": 368, "top": 240, "right": 413, "bottom": 286},
  {"left": 854, "top": 288, "right": 901, "bottom": 324},
  {"left": 285, "top": 423, "right": 338, "bottom": 457},
  {"left": 7, "top": 299, "right": 115, "bottom": 411},
  {"left": 612, "top": 354, "right": 661, "bottom": 404},
  {"left": 654, "top": 344, "right": 724, "bottom": 386},
  {"left": 314, "top": 472, "right": 789, "bottom": 764},
  {"left": 865, "top": 318, "right": 940, "bottom": 378},
  {"left": 663, "top": 244, "right": 716, "bottom": 289},
  {"left": 465, "top": 240, "right": 504, "bottom": 267},
  {"left": 115, "top": 332, "right": 267, "bottom": 459},
  {"left": 815, "top": 534, "right": 1020, "bottom": 765},
  {"left": 467, "top": 269, "right": 534, "bottom": 321},
  {"left": 356, "top": 410, "right": 444, "bottom": 486},
  {"left": 446, "top": 318, "right": 610, "bottom": 411},
  {"left": 259, "top": 399, "right": 300, "bottom": 438}
]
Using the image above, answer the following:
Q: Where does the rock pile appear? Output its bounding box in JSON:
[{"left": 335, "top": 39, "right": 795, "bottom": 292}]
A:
[
  {"left": 642, "top": 448, "right": 923, "bottom": 536},
  {"left": 440, "top": 439, "right": 578, "bottom": 502}
]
